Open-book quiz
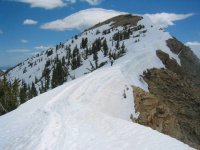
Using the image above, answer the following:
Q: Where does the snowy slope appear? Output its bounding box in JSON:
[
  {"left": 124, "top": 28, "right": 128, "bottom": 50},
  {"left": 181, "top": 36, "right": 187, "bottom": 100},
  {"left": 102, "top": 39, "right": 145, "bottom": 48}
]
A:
[
  {"left": 0, "top": 65, "right": 193, "bottom": 150},
  {"left": 4, "top": 15, "right": 180, "bottom": 93},
  {"left": 0, "top": 14, "right": 195, "bottom": 149}
]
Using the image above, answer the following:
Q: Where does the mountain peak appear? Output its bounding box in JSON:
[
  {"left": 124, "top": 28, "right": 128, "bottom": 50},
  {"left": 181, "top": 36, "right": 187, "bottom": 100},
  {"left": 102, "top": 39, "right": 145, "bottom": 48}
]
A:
[{"left": 88, "top": 14, "right": 143, "bottom": 30}]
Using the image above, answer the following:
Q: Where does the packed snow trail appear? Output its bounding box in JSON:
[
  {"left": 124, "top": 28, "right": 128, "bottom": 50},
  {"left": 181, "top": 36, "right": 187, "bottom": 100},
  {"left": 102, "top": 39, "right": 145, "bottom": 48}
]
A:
[{"left": 0, "top": 65, "right": 193, "bottom": 150}]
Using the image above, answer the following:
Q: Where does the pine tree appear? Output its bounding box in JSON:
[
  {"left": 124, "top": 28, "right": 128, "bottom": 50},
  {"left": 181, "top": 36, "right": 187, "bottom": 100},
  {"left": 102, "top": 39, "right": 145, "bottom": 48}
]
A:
[
  {"left": 71, "top": 45, "right": 81, "bottom": 70},
  {"left": 92, "top": 43, "right": 98, "bottom": 68},
  {"left": 52, "top": 60, "right": 66, "bottom": 88},
  {"left": 31, "top": 82, "right": 37, "bottom": 97},
  {"left": 76, "top": 48, "right": 82, "bottom": 67},
  {"left": 19, "top": 86, "right": 26, "bottom": 104},
  {"left": 12, "top": 79, "right": 19, "bottom": 105},
  {"left": 121, "top": 42, "right": 126, "bottom": 54},
  {"left": 42, "top": 67, "right": 50, "bottom": 91},
  {"left": 103, "top": 39, "right": 108, "bottom": 56},
  {"left": 115, "top": 39, "right": 120, "bottom": 50},
  {"left": 81, "top": 38, "right": 88, "bottom": 49}
]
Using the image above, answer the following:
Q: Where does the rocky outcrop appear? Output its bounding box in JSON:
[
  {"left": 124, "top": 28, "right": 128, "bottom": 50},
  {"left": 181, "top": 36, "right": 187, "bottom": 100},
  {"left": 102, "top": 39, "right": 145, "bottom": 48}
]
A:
[
  {"left": 132, "top": 86, "right": 178, "bottom": 134},
  {"left": 88, "top": 14, "right": 143, "bottom": 30},
  {"left": 156, "top": 50, "right": 182, "bottom": 75},
  {"left": 167, "top": 38, "right": 200, "bottom": 87},
  {"left": 132, "top": 38, "right": 200, "bottom": 149},
  {"left": 133, "top": 68, "right": 200, "bottom": 149}
]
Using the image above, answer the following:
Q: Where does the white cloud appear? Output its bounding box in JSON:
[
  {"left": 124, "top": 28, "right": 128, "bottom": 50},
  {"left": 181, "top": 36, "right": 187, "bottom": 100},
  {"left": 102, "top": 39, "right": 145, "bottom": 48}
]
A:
[
  {"left": 185, "top": 41, "right": 200, "bottom": 59},
  {"left": 41, "top": 8, "right": 126, "bottom": 31},
  {"left": 34, "top": 45, "right": 50, "bottom": 51},
  {"left": 15, "top": 0, "right": 66, "bottom": 9},
  {"left": 145, "top": 13, "right": 194, "bottom": 28},
  {"left": 15, "top": 0, "right": 102, "bottom": 9},
  {"left": 80, "top": 0, "right": 102, "bottom": 5},
  {"left": 7, "top": 49, "right": 31, "bottom": 53},
  {"left": 21, "top": 39, "right": 28, "bottom": 43},
  {"left": 0, "top": 30, "right": 3, "bottom": 34},
  {"left": 185, "top": 41, "right": 200, "bottom": 46},
  {"left": 23, "top": 19, "right": 38, "bottom": 25}
]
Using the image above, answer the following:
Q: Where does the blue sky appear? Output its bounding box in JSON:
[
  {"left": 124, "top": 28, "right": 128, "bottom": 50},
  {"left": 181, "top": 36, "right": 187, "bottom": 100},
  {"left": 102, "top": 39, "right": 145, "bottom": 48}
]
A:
[{"left": 0, "top": 0, "right": 200, "bottom": 67}]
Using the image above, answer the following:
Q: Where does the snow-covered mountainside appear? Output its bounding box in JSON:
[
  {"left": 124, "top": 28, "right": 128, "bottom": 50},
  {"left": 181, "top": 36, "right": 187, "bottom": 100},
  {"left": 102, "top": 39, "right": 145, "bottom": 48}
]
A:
[
  {"left": 0, "top": 60, "right": 193, "bottom": 150},
  {"left": 5, "top": 14, "right": 179, "bottom": 92},
  {"left": 0, "top": 14, "right": 198, "bottom": 149}
]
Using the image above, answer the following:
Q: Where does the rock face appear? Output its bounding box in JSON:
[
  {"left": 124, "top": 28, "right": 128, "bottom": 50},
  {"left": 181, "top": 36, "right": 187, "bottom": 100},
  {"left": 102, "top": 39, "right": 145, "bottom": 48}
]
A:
[
  {"left": 133, "top": 69, "right": 200, "bottom": 149},
  {"left": 166, "top": 38, "right": 200, "bottom": 87},
  {"left": 133, "top": 38, "right": 200, "bottom": 149}
]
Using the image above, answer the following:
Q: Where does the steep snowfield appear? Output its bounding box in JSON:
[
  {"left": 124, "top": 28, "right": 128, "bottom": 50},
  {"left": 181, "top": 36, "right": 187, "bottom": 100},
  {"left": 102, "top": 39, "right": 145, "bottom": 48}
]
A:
[{"left": 0, "top": 65, "right": 193, "bottom": 150}]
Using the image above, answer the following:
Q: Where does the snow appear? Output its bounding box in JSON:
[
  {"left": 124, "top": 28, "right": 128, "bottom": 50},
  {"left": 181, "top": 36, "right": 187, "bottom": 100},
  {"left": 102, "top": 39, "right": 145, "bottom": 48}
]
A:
[
  {"left": 0, "top": 15, "right": 193, "bottom": 150},
  {"left": 4, "top": 15, "right": 181, "bottom": 93},
  {"left": 186, "top": 44, "right": 200, "bottom": 59},
  {"left": 0, "top": 65, "right": 193, "bottom": 150}
]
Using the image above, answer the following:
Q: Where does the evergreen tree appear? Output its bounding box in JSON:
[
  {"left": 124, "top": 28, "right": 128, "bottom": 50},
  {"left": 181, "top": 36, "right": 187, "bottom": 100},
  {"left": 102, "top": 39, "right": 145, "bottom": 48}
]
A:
[
  {"left": 92, "top": 43, "right": 98, "bottom": 68},
  {"left": 76, "top": 48, "right": 82, "bottom": 67},
  {"left": 42, "top": 67, "right": 50, "bottom": 91},
  {"left": 19, "top": 86, "right": 27, "bottom": 104},
  {"left": 12, "top": 79, "right": 19, "bottom": 105},
  {"left": 103, "top": 39, "right": 108, "bottom": 56},
  {"left": 71, "top": 45, "right": 82, "bottom": 70},
  {"left": 81, "top": 38, "right": 88, "bottom": 49},
  {"left": 52, "top": 60, "right": 66, "bottom": 88},
  {"left": 0, "top": 76, "right": 18, "bottom": 112},
  {"left": 31, "top": 82, "right": 37, "bottom": 97},
  {"left": 62, "top": 56, "right": 65, "bottom": 66},
  {"left": 115, "top": 39, "right": 120, "bottom": 50},
  {"left": 121, "top": 42, "right": 126, "bottom": 54}
]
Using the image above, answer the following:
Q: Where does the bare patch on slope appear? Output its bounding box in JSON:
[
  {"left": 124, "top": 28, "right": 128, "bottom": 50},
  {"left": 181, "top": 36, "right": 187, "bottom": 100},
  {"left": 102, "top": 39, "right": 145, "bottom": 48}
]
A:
[{"left": 87, "top": 14, "right": 143, "bottom": 30}]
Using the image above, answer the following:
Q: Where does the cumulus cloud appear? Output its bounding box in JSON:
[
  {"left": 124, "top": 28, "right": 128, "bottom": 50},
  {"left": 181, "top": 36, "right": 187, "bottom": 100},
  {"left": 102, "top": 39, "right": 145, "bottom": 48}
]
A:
[
  {"left": 15, "top": 0, "right": 102, "bottom": 9},
  {"left": 21, "top": 39, "right": 28, "bottom": 43},
  {"left": 41, "top": 8, "right": 126, "bottom": 31},
  {"left": 7, "top": 49, "right": 31, "bottom": 53},
  {"left": 145, "top": 13, "right": 194, "bottom": 27},
  {"left": 15, "top": 0, "right": 66, "bottom": 9},
  {"left": 185, "top": 41, "right": 200, "bottom": 59},
  {"left": 23, "top": 19, "right": 38, "bottom": 25},
  {"left": 34, "top": 46, "right": 50, "bottom": 51}
]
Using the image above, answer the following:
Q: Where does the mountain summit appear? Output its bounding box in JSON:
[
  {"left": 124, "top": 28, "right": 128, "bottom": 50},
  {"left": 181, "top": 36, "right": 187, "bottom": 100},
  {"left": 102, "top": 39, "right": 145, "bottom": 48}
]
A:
[{"left": 0, "top": 14, "right": 199, "bottom": 149}]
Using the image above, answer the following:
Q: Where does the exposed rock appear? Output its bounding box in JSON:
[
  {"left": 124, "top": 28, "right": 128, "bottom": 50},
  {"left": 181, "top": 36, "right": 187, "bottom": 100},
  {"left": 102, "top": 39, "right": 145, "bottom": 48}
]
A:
[
  {"left": 156, "top": 50, "right": 182, "bottom": 75},
  {"left": 132, "top": 39, "right": 200, "bottom": 149},
  {"left": 133, "top": 86, "right": 179, "bottom": 135},
  {"left": 133, "top": 68, "right": 200, "bottom": 149},
  {"left": 88, "top": 14, "right": 143, "bottom": 30},
  {"left": 167, "top": 38, "right": 200, "bottom": 87}
]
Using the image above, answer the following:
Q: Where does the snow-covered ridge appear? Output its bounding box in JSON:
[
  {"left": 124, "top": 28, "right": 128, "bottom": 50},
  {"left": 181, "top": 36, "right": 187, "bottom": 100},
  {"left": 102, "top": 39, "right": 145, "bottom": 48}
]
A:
[
  {"left": 0, "top": 14, "right": 194, "bottom": 149},
  {"left": 0, "top": 63, "right": 193, "bottom": 150},
  {"left": 5, "top": 14, "right": 180, "bottom": 92}
]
